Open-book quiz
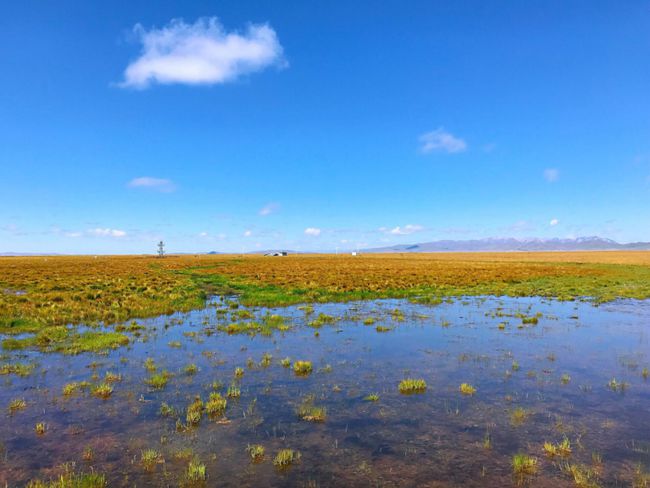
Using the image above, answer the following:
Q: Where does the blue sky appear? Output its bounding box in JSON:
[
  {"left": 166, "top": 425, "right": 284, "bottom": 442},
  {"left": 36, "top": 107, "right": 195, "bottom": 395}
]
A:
[{"left": 1, "top": 1, "right": 649, "bottom": 253}]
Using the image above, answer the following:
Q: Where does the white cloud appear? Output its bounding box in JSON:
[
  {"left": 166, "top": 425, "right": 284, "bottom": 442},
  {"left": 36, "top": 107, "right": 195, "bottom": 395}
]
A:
[
  {"left": 128, "top": 176, "right": 176, "bottom": 192},
  {"left": 88, "top": 228, "right": 127, "bottom": 238},
  {"left": 382, "top": 224, "right": 424, "bottom": 236},
  {"left": 419, "top": 128, "right": 467, "bottom": 154},
  {"left": 243, "top": 230, "right": 252, "bottom": 237},
  {"left": 304, "top": 227, "right": 321, "bottom": 236},
  {"left": 259, "top": 202, "right": 280, "bottom": 216},
  {"left": 198, "top": 231, "right": 227, "bottom": 240},
  {"left": 543, "top": 168, "right": 559, "bottom": 182},
  {"left": 550, "top": 219, "right": 559, "bottom": 226},
  {"left": 120, "top": 17, "right": 285, "bottom": 88}
]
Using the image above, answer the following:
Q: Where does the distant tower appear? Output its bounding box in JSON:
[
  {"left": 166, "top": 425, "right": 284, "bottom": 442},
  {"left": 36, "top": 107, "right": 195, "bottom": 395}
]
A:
[{"left": 157, "top": 240, "right": 165, "bottom": 258}]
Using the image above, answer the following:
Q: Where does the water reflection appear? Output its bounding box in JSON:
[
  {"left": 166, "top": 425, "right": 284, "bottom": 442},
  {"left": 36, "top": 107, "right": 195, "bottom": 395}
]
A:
[{"left": 1, "top": 296, "right": 649, "bottom": 486}]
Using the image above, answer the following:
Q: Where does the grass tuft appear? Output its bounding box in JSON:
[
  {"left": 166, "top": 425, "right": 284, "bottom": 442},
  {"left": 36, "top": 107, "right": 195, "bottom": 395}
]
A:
[
  {"left": 543, "top": 437, "right": 572, "bottom": 458},
  {"left": 512, "top": 453, "right": 538, "bottom": 481},
  {"left": 205, "top": 392, "right": 227, "bottom": 416},
  {"left": 459, "top": 383, "right": 477, "bottom": 395},
  {"left": 399, "top": 378, "right": 427, "bottom": 394},
  {"left": 25, "top": 463, "right": 106, "bottom": 488},
  {"left": 273, "top": 449, "right": 301, "bottom": 468},
  {"left": 91, "top": 383, "right": 113, "bottom": 399},
  {"left": 293, "top": 360, "right": 313, "bottom": 376},
  {"left": 246, "top": 444, "right": 265, "bottom": 462}
]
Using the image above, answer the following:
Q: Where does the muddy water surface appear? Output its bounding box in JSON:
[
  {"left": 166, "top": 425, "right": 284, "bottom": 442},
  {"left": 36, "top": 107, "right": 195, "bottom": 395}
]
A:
[{"left": 1, "top": 297, "right": 649, "bottom": 487}]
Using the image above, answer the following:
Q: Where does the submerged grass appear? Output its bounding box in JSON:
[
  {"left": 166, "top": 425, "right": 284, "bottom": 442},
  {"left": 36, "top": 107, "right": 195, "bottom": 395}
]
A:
[
  {"left": 1, "top": 329, "right": 129, "bottom": 354},
  {"left": 510, "top": 407, "right": 531, "bottom": 427},
  {"left": 0, "top": 362, "right": 35, "bottom": 376},
  {"left": 297, "top": 395, "right": 327, "bottom": 422},
  {"left": 219, "top": 314, "right": 291, "bottom": 336},
  {"left": 607, "top": 378, "right": 628, "bottom": 392},
  {"left": 25, "top": 463, "right": 106, "bottom": 488}
]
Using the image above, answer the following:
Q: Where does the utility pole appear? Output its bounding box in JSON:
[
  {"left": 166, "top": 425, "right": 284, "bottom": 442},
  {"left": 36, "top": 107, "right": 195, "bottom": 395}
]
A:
[{"left": 157, "top": 241, "right": 165, "bottom": 258}]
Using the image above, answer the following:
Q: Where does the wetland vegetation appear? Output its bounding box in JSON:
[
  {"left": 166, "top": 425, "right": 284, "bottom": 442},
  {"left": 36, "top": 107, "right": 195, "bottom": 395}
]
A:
[{"left": 1, "top": 253, "right": 650, "bottom": 486}]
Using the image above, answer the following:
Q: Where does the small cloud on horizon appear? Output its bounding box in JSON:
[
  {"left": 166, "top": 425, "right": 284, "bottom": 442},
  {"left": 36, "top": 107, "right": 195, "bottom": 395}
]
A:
[
  {"left": 128, "top": 176, "right": 176, "bottom": 192},
  {"left": 198, "top": 231, "right": 227, "bottom": 240},
  {"left": 380, "top": 224, "right": 425, "bottom": 236},
  {"left": 87, "top": 228, "right": 127, "bottom": 238},
  {"left": 304, "top": 227, "right": 321, "bottom": 236},
  {"left": 120, "top": 17, "right": 285, "bottom": 89},
  {"left": 259, "top": 202, "right": 280, "bottom": 216},
  {"left": 243, "top": 230, "right": 252, "bottom": 237},
  {"left": 550, "top": 218, "right": 559, "bottom": 226},
  {"left": 419, "top": 128, "right": 467, "bottom": 154},
  {"left": 543, "top": 168, "right": 559, "bottom": 183}
]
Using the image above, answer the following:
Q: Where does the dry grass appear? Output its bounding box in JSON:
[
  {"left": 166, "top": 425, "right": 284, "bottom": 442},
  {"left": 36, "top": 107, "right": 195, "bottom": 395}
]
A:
[{"left": 2, "top": 252, "right": 650, "bottom": 334}]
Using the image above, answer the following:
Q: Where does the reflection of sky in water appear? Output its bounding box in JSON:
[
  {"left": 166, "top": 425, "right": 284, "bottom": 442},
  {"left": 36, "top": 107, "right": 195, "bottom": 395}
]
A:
[{"left": 1, "top": 296, "right": 649, "bottom": 487}]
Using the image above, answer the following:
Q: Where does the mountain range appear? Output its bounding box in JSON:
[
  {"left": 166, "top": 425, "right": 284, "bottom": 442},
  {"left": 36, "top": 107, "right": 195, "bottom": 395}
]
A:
[{"left": 361, "top": 237, "right": 650, "bottom": 253}]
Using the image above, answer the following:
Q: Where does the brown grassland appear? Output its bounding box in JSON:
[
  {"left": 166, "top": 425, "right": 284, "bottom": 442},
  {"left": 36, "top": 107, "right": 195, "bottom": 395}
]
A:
[{"left": 2, "top": 251, "right": 650, "bottom": 336}]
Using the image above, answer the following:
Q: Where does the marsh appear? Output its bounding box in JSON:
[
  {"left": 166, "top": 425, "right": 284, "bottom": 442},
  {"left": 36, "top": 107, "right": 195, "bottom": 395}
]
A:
[{"left": 1, "top": 296, "right": 649, "bottom": 486}]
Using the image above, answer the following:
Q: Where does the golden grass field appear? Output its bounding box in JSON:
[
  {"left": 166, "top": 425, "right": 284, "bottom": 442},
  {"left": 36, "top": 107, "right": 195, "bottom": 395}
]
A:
[{"left": 2, "top": 251, "right": 650, "bottom": 332}]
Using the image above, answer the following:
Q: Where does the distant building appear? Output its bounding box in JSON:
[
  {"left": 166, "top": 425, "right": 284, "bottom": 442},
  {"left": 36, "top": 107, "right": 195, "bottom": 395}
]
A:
[
  {"left": 351, "top": 251, "right": 358, "bottom": 256},
  {"left": 265, "top": 251, "right": 288, "bottom": 257}
]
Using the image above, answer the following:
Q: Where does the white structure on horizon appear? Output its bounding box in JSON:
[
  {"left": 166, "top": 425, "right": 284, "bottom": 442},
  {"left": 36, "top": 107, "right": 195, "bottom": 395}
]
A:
[{"left": 265, "top": 251, "right": 288, "bottom": 257}]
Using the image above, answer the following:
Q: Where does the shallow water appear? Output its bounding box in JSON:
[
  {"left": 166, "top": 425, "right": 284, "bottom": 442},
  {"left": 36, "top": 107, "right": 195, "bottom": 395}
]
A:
[{"left": 1, "top": 296, "right": 649, "bottom": 487}]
